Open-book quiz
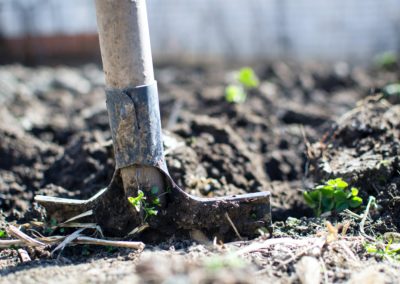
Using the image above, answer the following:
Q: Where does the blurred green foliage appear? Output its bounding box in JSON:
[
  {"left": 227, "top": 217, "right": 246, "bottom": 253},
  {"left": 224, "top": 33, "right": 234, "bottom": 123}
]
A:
[
  {"left": 225, "top": 67, "right": 259, "bottom": 104},
  {"left": 375, "top": 52, "right": 398, "bottom": 70}
]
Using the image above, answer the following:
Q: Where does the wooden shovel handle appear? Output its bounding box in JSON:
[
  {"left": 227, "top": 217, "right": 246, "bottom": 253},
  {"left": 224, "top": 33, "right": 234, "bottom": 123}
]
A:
[
  {"left": 95, "top": 0, "right": 164, "bottom": 198},
  {"left": 95, "top": 0, "right": 154, "bottom": 87}
]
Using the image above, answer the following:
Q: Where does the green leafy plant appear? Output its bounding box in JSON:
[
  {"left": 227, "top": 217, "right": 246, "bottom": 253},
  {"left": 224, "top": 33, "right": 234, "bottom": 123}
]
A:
[
  {"left": 303, "top": 178, "right": 363, "bottom": 216},
  {"left": 128, "top": 190, "right": 160, "bottom": 221},
  {"left": 128, "top": 190, "right": 145, "bottom": 212},
  {"left": 225, "top": 67, "right": 259, "bottom": 104},
  {"left": 375, "top": 52, "right": 398, "bottom": 70}
]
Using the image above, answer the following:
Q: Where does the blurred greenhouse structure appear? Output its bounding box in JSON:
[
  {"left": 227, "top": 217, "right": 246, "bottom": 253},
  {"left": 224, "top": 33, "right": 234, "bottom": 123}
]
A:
[{"left": 0, "top": 0, "right": 399, "bottom": 64}]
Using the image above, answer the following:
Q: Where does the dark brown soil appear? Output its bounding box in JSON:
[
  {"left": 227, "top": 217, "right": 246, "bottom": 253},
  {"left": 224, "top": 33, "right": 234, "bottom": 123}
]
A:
[
  {"left": 0, "top": 61, "right": 399, "bottom": 283},
  {"left": 310, "top": 98, "right": 400, "bottom": 232}
]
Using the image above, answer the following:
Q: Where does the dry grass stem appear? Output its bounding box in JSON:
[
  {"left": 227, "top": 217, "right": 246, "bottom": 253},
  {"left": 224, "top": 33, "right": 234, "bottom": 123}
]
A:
[
  {"left": 359, "top": 196, "right": 376, "bottom": 242},
  {"left": 224, "top": 213, "right": 243, "bottom": 241},
  {"left": 6, "top": 225, "right": 46, "bottom": 248},
  {"left": 51, "top": 228, "right": 86, "bottom": 256},
  {"left": 61, "top": 210, "right": 94, "bottom": 224}
]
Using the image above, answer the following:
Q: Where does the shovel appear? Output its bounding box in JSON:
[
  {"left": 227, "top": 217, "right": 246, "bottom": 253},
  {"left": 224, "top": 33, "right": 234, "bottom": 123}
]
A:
[{"left": 35, "top": 0, "right": 271, "bottom": 239}]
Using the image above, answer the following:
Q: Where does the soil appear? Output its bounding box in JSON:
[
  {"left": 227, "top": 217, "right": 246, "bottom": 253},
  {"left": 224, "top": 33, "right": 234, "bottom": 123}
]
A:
[{"left": 0, "top": 61, "right": 400, "bottom": 283}]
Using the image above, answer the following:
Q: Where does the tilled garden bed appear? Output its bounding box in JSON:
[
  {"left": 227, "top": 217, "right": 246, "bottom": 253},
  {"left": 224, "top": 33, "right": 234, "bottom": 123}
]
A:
[{"left": 0, "top": 62, "right": 399, "bottom": 283}]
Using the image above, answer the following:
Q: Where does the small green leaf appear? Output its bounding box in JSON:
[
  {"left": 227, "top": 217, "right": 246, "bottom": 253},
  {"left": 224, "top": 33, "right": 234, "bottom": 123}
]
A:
[
  {"left": 128, "top": 190, "right": 145, "bottom": 212},
  {"left": 144, "top": 207, "right": 158, "bottom": 220},
  {"left": 152, "top": 197, "right": 161, "bottom": 207},
  {"left": 327, "top": 178, "right": 348, "bottom": 189},
  {"left": 365, "top": 244, "right": 378, "bottom": 253},
  {"left": 322, "top": 197, "right": 335, "bottom": 211},
  {"left": 308, "top": 190, "right": 321, "bottom": 201},
  {"left": 303, "top": 192, "right": 316, "bottom": 208},
  {"left": 225, "top": 85, "right": 247, "bottom": 103},
  {"left": 0, "top": 230, "right": 6, "bottom": 238},
  {"left": 333, "top": 189, "right": 347, "bottom": 202},
  {"left": 336, "top": 201, "right": 349, "bottom": 212},
  {"left": 351, "top": 187, "right": 359, "bottom": 196},
  {"left": 320, "top": 185, "right": 334, "bottom": 197},
  {"left": 349, "top": 196, "right": 363, "bottom": 208},
  {"left": 146, "top": 208, "right": 158, "bottom": 216},
  {"left": 237, "top": 67, "right": 259, "bottom": 88}
]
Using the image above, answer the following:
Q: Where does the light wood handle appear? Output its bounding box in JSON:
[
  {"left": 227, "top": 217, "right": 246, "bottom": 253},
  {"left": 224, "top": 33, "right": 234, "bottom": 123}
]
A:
[
  {"left": 95, "top": 0, "right": 165, "bottom": 201},
  {"left": 95, "top": 0, "right": 154, "bottom": 88}
]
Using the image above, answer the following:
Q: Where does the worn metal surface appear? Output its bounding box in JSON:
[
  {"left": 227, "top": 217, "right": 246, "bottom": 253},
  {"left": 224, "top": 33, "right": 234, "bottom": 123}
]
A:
[
  {"left": 36, "top": 168, "right": 271, "bottom": 238},
  {"left": 106, "top": 82, "right": 166, "bottom": 171},
  {"left": 36, "top": 83, "right": 272, "bottom": 238}
]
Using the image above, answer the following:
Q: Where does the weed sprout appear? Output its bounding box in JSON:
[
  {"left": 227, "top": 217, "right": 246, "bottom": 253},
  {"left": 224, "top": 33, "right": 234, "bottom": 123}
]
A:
[
  {"left": 225, "top": 67, "right": 259, "bottom": 103},
  {"left": 303, "top": 178, "right": 363, "bottom": 216}
]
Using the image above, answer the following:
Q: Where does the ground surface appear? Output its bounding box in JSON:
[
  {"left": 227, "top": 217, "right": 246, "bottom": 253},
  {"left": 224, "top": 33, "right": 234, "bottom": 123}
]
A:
[{"left": 0, "top": 61, "right": 399, "bottom": 283}]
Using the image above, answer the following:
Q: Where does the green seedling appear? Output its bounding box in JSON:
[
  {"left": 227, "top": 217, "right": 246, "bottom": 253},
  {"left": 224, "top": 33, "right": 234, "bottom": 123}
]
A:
[
  {"left": 375, "top": 51, "right": 398, "bottom": 70},
  {"left": 303, "top": 178, "right": 363, "bottom": 217},
  {"left": 225, "top": 85, "right": 246, "bottom": 103},
  {"left": 225, "top": 67, "right": 259, "bottom": 104},
  {"left": 128, "top": 190, "right": 145, "bottom": 212},
  {"left": 152, "top": 197, "right": 161, "bottom": 207},
  {"left": 237, "top": 67, "right": 260, "bottom": 88},
  {"left": 128, "top": 190, "right": 160, "bottom": 221}
]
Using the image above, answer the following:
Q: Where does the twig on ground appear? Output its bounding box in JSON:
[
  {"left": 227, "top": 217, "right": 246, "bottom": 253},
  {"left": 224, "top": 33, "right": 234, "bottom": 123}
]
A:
[
  {"left": 73, "top": 236, "right": 145, "bottom": 250},
  {"left": 127, "top": 223, "right": 149, "bottom": 236},
  {"left": 27, "top": 228, "right": 46, "bottom": 239},
  {"left": 59, "top": 223, "right": 104, "bottom": 238},
  {"left": 52, "top": 228, "right": 86, "bottom": 256},
  {"left": 17, "top": 249, "right": 31, "bottom": 263},
  {"left": 0, "top": 239, "right": 23, "bottom": 248},
  {"left": 0, "top": 234, "right": 145, "bottom": 251},
  {"left": 61, "top": 210, "right": 94, "bottom": 224},
  {"left": 225, "top": 213, "right": 243, "bottom": 241},
  {"left": 342, "top": 209, "right": 363, "bottom": 220},
  {"left": 6, "top": 225, "right": 46, "bottom": 248}
]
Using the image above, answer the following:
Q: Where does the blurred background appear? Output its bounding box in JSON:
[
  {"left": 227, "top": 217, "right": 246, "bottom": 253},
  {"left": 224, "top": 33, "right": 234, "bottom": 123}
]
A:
[{"left": 0, "top": 0, "right": 399, "bottom": 65}]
